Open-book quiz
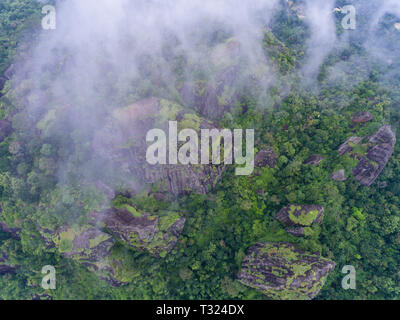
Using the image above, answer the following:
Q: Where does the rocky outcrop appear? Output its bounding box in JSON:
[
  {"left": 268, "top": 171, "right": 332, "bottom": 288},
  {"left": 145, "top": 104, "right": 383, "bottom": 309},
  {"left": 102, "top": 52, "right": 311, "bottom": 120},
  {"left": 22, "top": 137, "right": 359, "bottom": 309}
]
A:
[
  {"left": 276, "top": 205, "right": 324, "bottom": 227},
  {"left": 331, "top": 169, "right": 346, "bottom": 182},
  {"left": 0, "top": 222, "right": 21, "bottom": 240},
  {"left": 352, "top": 126, "right": 396, "bottom": 186},
  {"left": 90, "top": 207, "right": 185, "bottom": 258},
  {"left": 0, "top": 120, "right": 12, "bottom": 143},
  {"left": 0, "top": 252, "right": 17, "bottom": 275},
  {"left": 49, "top": 225, "right": 125, "bottom": 286},
  {"left": 52, "top": 225, "right": 114, "bottom": 263},
  {"left": 285, "top": 227, "right": 306, "bottom": 237},
  {"left": 93, "top": 97, "right": 226, "bottom": 196},
  {"left": 338, "top": 136, "right": 364, "bottom": 156},
  {"left": 255, "top": 148, "right": 277, "bottom": 168},
  {"left": 0, "top": 241, "right": 18, "bottom": 275},
  {"left": 179, "top": 39, "right": 241, "bottom": 119},
  {"left": 237, "top": 242, "right": 336, "bottom": 300},
  {"left": 336, "top": 126, "right": 396, "bottom": 186},
  {"left": 32, "top": 294, "right": 53, "bottom": 300},
  {"left": 352, "top": 112, "right": 373, "bottom": 124},
  {"left": 303, "top": 154, "right": 324, "bottom": 166},
  {"left": 3, "top": 64, "right": 15, "bottom": 80},
  {"left": 37, "top": 223, "right": 139, "bottom": 287},
  {"left": 0, "top": 77, "right": 7, "bottom": 93}
]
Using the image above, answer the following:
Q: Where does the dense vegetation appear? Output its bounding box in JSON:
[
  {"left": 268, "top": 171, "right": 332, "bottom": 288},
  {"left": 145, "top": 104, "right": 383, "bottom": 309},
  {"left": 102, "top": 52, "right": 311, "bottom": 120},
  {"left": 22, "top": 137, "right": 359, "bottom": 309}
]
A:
[{"left": 1, "top": 0, "right": 400, "bottom": 300}]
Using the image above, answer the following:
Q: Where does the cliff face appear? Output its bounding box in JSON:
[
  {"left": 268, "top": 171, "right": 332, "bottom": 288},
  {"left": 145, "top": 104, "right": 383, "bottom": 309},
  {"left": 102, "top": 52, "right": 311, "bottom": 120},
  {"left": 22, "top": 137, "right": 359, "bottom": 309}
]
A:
[
  {"left": 93, "top": 97, "right": 225, "bottom": 196},
  {"left": 237, "top": 242, "right": 336, "bottom": 300}
]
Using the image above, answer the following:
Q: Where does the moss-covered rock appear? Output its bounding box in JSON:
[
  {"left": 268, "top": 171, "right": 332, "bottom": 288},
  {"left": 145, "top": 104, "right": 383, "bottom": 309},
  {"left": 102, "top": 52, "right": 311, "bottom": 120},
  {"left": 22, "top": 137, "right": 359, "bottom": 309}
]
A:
[
  {"left": 276, "top": 204, "right": 324, "bottom": 227},
  {"left": 51, "top": 225, "right": 127, "bottom": 285},
  {"left": 90, "top": 208, "right": 185, "bottom": 258},
  {"left": 237, "top": 242, "right": 335, "bottom": 300}
]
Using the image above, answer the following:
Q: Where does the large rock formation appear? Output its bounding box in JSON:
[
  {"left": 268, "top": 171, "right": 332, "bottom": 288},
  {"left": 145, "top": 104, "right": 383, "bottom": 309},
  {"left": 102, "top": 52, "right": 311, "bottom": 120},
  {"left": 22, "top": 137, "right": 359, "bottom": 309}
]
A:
[
  {"left": 37, "top": 223, "right": 139, "bottom": 286},
  {"left": 93, "top": 97, "right": 225, "bottom": 196},
  {"left": 237, "top": 242, "right": 336, "bottom": 300},
  {"left": 352, "top": 125, "right": 396, "bottom": 186},
  {"left": 89, "top": 207, "right": 185, "bottom": 258},
  {"left": 48, "top": 225, "right": 127, "bottom": 286},
  {"left": 276, "top": 204, "right": 324, "bottom": 227}
]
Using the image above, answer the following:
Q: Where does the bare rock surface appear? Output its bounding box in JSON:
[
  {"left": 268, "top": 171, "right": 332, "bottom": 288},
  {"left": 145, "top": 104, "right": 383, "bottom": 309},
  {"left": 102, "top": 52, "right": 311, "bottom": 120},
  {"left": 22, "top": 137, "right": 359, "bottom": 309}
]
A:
[{"left": 303, "top": 154, "right": 324, "bottom": 166}]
